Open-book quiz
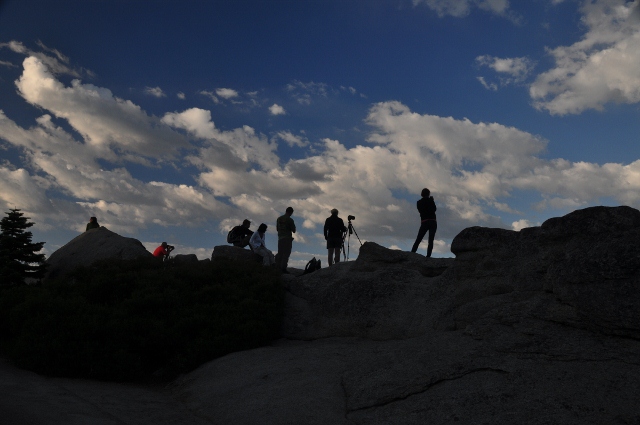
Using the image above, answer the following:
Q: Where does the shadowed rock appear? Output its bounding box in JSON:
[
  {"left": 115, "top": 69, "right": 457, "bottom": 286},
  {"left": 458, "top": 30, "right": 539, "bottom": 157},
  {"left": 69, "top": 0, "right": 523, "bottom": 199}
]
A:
[
  {"left": 45, "top": 227, "right": 152, "bottom": 280},
  {"left": 211, "top": 245, "right": 262, "bottom": 263},
  {"left": 175, "top": 206, "right": 640, "bottom": 424},
  {"left": 14, "top": 206, "right": 640, "bottom": 424}
]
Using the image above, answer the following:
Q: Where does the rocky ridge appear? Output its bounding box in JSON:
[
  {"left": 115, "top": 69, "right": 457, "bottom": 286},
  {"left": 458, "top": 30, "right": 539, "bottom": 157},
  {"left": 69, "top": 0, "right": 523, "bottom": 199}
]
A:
[
  {"left": 175, "top": 206, "right": 640, "bottom": 424},
  {"left": 6, "top": 206, "right": 640, "bottom": 424}
]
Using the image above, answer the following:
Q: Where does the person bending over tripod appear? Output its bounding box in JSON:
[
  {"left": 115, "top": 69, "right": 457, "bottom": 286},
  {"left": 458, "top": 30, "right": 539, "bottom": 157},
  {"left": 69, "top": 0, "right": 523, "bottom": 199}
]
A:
[
  {"left": 411, "top": 188, "right": 437, "bottom": 257},
  {"left": 324, "top": 209, "right": 347, "bottom": 266}
]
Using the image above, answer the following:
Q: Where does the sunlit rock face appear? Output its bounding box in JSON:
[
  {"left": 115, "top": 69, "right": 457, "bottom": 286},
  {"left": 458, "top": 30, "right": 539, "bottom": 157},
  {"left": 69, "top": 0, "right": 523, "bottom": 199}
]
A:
[
  {"left": 176, "top": 206, "right": 640, "bottom": 424},
  {"left": 45, "top": 226, "right": 152, "bottom": 279}
]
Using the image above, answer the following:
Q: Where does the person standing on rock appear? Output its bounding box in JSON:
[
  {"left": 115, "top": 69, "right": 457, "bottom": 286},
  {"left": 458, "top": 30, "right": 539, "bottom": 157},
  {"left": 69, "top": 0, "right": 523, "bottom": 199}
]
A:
[
  {"left": 85, "top": 216, "right": 99, "bottom": 231},
  {"left": 250, "top": 223, "right": 276, "bottom": 266},
  {"left": 324, "top": 208, "right": 347, "bottom": 266},
  {"left": 275, "top": 207, "right": 296, "bottom": 274},
  {"left": 411, "top": 188, "right": 437, "bottom": 257},
  {"left": 153, "top": 242, "right": 174, "bottom": 260},
  {"left": 228, "top": 219, "right": 254, "bottom": 248}
]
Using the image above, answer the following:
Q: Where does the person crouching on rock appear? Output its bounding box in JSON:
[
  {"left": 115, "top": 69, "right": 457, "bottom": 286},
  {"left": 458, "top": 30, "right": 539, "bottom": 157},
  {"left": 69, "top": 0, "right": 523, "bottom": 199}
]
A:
[
  {"left": 86, "top": 216, "right": 100, "bottom": 231},
  {"left": 153, "top": 241, "right": 174, "bottom": 260},
  {"left": 228, "top": 219, "right": 254, "bottom": 248},
  {"left": 249, "top": 223, "right": 276, "bottom": 266},
  {"left": 411, "top": 188, "right": 437, "bottom": 257},
  {"left": 324, "top": 208, "right": 346, "bottom": 266}
]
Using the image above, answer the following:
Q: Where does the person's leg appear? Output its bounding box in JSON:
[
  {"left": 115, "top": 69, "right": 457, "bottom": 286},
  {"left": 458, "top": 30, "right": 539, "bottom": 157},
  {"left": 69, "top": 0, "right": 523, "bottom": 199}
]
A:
[
  {"left": 426, "top": 221, "right": 438, "bottom": 257},
  {"left": 334, "top": 246, "right": 341, "bottom": 264},
  {"left": 255, "top": 247, "right": 271, "bottom": 266},
  {"left": 328, "top": 248, "right": 335, "bottom": 266},
  {"left": 275, "top": 238, "right": 284, "bottom": 269},
  {"left": 411, "top": 221, "right": 429, "bottom": 253},
  {"left": 280, "top": 237, "right": 293, "bottom": 271}
]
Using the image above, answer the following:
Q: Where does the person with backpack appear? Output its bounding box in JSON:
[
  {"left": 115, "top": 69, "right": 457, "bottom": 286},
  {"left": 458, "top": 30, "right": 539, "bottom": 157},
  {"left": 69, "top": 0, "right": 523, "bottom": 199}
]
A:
[
  {"left": 324, "top": 208, "right": 346, "bottom": 266},
  {"left": 411, "top": 188, "right": 437, "bottom": 257},
  {"left": 249, "top": 223, "right": 275, "bottom": 266},
  {"left": 275, "top": 207, "right": 296, "bottom": 274},
  {"left": 227, "top": 219, "right": 253, "bottom": 248}
]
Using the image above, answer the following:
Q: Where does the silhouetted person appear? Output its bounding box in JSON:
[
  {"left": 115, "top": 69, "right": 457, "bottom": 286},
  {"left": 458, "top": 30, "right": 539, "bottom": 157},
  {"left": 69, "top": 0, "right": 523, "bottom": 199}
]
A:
[
  {"left": 228, "top": 219, "right": 254, "bottom": 248},
  {"left": 153, "top": 241, "right": 174, "bottom": 260},
  {"left": 86, "top": 216, "right": 99, "bottom": 231},
  {"left": 275, "top": 207, "right": 296, "bottom": 274},
  {"left": 411, "top": 188, "right": 437, "bottom": 257},
  {"left": 250, "top": 223, "right": 275, "bottom": 266},
  {"left": 324, "top": 208, "right": 346, "bottom": 266}
]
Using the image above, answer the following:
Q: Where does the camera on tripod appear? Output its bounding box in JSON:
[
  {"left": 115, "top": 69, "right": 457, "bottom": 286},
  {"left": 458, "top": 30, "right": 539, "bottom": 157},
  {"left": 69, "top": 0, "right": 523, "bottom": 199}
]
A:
[
  {"left": 347, "top": 215, "right": 355, "bottom": 221},
  {"left": 342, "top": 214, "right": 361, "bottom": 261}
]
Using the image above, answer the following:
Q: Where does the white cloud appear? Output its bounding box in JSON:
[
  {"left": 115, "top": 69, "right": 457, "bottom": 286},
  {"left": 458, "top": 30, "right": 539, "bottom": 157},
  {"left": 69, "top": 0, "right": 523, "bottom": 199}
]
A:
[
  {"left": 177, "top": 92, "right": 186, "bottom": 99},
  {"left": 476, "top": 55, "right": 535, "bottom": 86},
  {"left": 269, "top": 104, "right": 286, "bottom": 115},
  {"left": 216, "top": 88, "right": 239, "bottom": 99},
  {"left": 274, "top": 131, "right": 308, "bottom": 147},
  {"left": 144, "top": 86, "right": 166, "bottom": 98},
  {"left": 0, "top": 40, "right": 82, "bottom": 77},
  {"left": 199, "top": 90, "right": 220, "bottom": 103},
  {"left": 15, "top": 57, "right": 188, "bottom": 159},
  {"left": 511, "top": 219, "right": 534, "bottom": 231},
  {"left": 0, "top": 60, "right": 17, "bottom": 68},
  {"left": 530, "top": 0, "right": 640, "bottom": 115},
  {"left": 477, "top": 76, "right": 498, "bottom": 91}
]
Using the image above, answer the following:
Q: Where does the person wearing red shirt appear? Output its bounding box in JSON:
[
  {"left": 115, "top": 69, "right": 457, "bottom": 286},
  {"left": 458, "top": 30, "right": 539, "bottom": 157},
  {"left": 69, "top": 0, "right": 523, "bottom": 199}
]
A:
[{"left": 153, "top": 242, "right": 174, "bottom": 259}]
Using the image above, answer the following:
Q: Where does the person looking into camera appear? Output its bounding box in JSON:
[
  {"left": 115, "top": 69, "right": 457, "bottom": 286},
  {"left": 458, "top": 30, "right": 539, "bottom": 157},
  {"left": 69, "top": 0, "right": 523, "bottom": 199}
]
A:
[
  {"left": 411, "top": 188, "right": 437, "bottom": 257},
  {"left": 153, "top": 241, "right": 174, "bottom": 260},
  {"left": 324, "top": 209, "right": 347, "bottom": 266}
]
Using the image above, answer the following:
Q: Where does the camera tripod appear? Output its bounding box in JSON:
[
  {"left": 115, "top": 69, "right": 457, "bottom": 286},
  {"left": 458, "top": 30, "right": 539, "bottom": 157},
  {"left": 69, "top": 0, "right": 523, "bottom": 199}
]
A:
[{"left": 342, "top": 217, "right": 362, "bottom": 261}]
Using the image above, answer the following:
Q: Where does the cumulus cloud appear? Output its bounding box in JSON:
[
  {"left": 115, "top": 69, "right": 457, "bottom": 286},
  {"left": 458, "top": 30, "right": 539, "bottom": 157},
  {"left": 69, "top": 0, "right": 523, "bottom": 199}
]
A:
[
  {"left": 144, "top": 86, "right": 166, "bottom": 97},
  {"left": 530, "top": 0, "right": 640, "bottom": 115},
  {"left": 269, "top": 104, "right": 286, "bottom": 115},
  {"left": 216, "top": 88, "right": 239, "bottom": 99},
  {"left": 3, "top": 47, "right": 640, "bottom": 259},
  {"left": 15, "top": 57, "right": 188, "bottom": 159}
]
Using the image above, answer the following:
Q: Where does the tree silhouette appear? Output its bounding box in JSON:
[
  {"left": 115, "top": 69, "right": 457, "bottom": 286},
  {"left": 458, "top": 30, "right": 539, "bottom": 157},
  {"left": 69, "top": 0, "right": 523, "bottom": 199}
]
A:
[{"left": 0, "top": 208, "right": 47, "bottom": 285}]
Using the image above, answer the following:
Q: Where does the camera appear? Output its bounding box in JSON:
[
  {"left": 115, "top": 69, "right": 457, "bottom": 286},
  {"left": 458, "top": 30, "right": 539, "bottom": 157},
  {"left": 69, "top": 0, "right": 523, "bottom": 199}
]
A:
[{"left": 348, "top": 215, "right": 355, "bottom": 221}]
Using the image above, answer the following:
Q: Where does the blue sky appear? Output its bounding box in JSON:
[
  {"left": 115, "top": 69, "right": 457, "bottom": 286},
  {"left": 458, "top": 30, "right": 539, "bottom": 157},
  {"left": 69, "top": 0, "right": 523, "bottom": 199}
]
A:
[{"left": 1, "top": 0, "right": 639, "bottom": 265}]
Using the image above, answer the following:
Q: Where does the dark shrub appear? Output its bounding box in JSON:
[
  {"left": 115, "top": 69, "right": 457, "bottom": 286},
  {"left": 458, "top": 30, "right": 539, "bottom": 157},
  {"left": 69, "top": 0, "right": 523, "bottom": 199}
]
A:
[{"left": 0, "top": 257, "right": 284, "bottom": 382}]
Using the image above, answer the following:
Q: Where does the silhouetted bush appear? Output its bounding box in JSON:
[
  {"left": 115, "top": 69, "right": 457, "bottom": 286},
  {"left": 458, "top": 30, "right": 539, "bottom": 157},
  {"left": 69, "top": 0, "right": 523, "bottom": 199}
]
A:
[{"left": 0, "top": 256, "right": 284, "bottom": 382}]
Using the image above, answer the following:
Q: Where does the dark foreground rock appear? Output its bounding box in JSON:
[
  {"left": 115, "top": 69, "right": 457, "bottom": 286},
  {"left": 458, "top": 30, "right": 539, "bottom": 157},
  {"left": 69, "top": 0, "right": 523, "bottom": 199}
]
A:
[
  {"left": 211, "top": 244, "right": 262, "bottom": 263},
  {"left": 45, "top": 227, "right": 152, "bottom": 279},
  {"left": 6, "top": 206, "right": 640, "bottom": 424},
  {"left": 174, "top": 206, "right": 640, "bottom": 424}
]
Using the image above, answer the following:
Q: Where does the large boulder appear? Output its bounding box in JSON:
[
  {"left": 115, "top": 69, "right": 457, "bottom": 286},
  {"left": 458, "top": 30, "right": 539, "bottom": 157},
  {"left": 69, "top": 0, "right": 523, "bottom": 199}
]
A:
[
  {"left": 211, "top": 245, "right": 262, "bottom": 263},
  {"left": 174, "top": 206, "right": 640, "bottom": 424},
  {"left": 46, "top": 227, "right": 152, "bottom": 279}
]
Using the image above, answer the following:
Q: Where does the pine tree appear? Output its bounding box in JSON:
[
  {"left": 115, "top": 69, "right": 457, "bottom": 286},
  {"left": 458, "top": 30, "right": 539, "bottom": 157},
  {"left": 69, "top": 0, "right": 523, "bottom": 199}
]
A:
[{"left": 0, "top": 208, "right": 47, "bottom": 285}]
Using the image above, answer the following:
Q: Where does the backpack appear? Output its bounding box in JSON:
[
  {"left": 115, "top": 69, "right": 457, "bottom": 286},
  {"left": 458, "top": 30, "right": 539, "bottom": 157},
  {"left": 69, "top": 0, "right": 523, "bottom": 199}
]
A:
[
  {"left": 303, "top": 257, "right": 321, "bottom": 275},
  {"left": 227, "top": 227, "right": 240, "bottom": 244}
]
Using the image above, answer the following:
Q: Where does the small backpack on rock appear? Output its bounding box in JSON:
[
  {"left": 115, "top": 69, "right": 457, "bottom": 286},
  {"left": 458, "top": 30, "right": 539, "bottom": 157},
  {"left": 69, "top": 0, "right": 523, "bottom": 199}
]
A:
[{"left": 303, "top": 257, "right": 321, "bottom": 275}]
